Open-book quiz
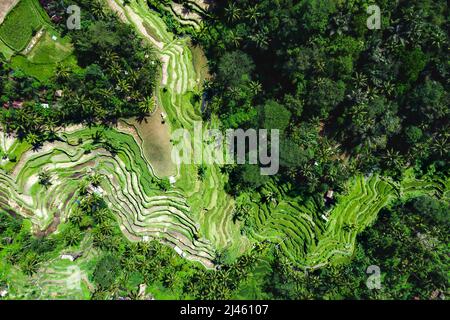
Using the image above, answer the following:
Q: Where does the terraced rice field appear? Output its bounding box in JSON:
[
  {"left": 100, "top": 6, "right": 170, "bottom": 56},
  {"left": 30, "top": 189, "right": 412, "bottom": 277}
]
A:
[
  {"left": 0, "top": 125, "right": 221, "bottom": 267},
  {"left": 168, "top": 2, "right": 203, "bottom": 30},
  {"left": 242, "top": 173, "right": 448, "bottom": 269}
]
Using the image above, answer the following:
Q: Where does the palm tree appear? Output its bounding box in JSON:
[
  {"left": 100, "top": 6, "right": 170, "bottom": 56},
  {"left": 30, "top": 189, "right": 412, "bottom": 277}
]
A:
[
  {"left": 224, "top": 2, "right": 241, "bottom": 22},
  {"left": 138, "top": 241, "right": 152, "bottom": 255},
  {"left": 44, "top": 118, "right": 58, "bottom": 139},
  {"left": 249, "top": 80, "right": 262, "bottom": 95},
  {"left": 197, "top": 165, "right": 207, "bottom": 180},
  {"left": 26, "top": 132, "right": 40, "bottom": 146},
  {"left": 70, "top": 208, "right": 84, "bottom": 226},
  {"left": 98, "top": 221, "right": 114, "bottom": 236},
  {"left": 91, "top": 0, "right": 106, "bottom": 18},
  {"left": 78, "top": 179, "right": 90, "bottom": 195},
  {"left": 128, "top": 69, "right": 140, "bottom": 86},
  {"left": 64, "top": 226, "right": 82, "bottom": 246},
  {"left": 93, "top": 231, "right": 107, "bottom": 248},
  {"left": 163, "top": 272, "right": 177, "bottom": 289},
  {"left": 74, "top": 94, "right": 89, "bottom": 113},
  {"left": 55, "top": 63, "right": 71, "bottom": 83},
  {"left": 38, "top": 169, "right": 52, "bottom": 188},
  {"left": 138, "top": 96, "right": 156, "bottom": 115},
  {"left": 117, "top": 79, "right": 131, "bottom": 94},
  {"left": 92, "top": 130, "right": 105, "bottom": 144},
  {"left": 90, "top": 172, "right": 102, "bottom": 187},
  {"left": 262, "top": 191, "right": 277, "bottom": 206},
  {"left": 109, "top": 61, "right": 122, "bottom": 79},
  {"left": 232, "top": 204, "right": 250, "bottom": 222},
  {"left": 226, "top": 30, "right": 242, "bottom": 48},
  {"left": 382, "top": 81, "right": 395, "bottom": 96},
  {"left": 430, "top": 28, "right": 446, "bottom": 49},
  {"left": 343, "top": 222, "right": 355, "bottom": 232},
  {"left": 352, "top": 72, "right": 368, "bottom": 89},
  {"left": 245, "top": 6, "right": 261, "bottom": 25},
  {"left": 21, "top": 255, "right": 39, "bottom": 275},
  {"left": 430, "top": 134, "right": 449, "bottom": 157},
  {"left": 250, "top": 29, "right": 269, "bottom": 49}
]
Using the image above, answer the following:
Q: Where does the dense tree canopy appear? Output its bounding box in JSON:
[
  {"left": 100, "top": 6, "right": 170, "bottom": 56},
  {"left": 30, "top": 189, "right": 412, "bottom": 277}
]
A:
[{"left": 193, "top": 0, "right": 449, "bottom": 196}]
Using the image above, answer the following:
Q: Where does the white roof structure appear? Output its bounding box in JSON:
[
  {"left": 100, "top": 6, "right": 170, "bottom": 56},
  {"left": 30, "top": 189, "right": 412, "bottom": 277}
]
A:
[
  {"left": 169, "top": 176, "right": 176, "bottom": 184},
  {"left": 174, "top": 246, "right": 186, "bottom": 257},
  {"left": 61, "top": 254, "right": 75, "bottom": 261},
  {"left": 91, "top": 186, "right": 104, "bottom": 195}
]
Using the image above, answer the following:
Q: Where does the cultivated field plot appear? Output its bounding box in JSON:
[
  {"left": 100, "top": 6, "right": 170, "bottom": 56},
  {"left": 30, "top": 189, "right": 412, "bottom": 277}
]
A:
[
  {"left": 0, "top": 0, "right": 20, "bottom": 25},
  {"left": 0, "top": 0, "right": 47, "bottom": 52},
  {"left": 26, "top": 30, "right": 73, "bottom": 64},
  {"left": 10, "top": 29, "right": 77, "bottom": 80},
  {"left": 240, "top": 173, "right": 448, "bottom": 269}
]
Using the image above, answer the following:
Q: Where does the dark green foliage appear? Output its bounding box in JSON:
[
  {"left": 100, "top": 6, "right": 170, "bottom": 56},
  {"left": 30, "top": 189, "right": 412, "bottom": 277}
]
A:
[
  {"left": 258, "top": 100, "right": 291, "bottom": 131},
  {"left": 156, "top": 178, "right": 171, "bottom": 191},
  {"left": 407, "top": 80, "right": 448, "bottom": 124},
  {"left": 217, "top": 51, "right": 255, "bottom": 88},
  {"left": 197, "top": 0, "right": 448, "bottom": 195},
  {"left": 0, "top": 211, "right": 60, "bottom": 276},
  {"left": 92, "top": 254, "right": 121, "bottom": 289}
]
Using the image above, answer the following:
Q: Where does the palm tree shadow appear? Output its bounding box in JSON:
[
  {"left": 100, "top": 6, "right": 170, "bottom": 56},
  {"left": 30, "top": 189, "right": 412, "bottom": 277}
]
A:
[
  {"left": 32, "top": 143, "right": 44, "bottom": 152},
  {"left": 135, "top": 114, "right": 149, "bottom": 124}
]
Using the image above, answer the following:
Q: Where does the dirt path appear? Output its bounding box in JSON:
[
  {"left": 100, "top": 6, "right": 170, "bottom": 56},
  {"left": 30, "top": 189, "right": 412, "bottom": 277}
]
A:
[
  {"left": 0, "top": 0, "right": 20, "bottom": 25},
  {"left": 22, "top": 27, "right": 45, "bottom": 55}
]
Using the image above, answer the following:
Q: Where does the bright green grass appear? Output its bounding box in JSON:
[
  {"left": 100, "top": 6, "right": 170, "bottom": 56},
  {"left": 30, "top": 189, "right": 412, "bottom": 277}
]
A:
[
  {"left": 0, "top": 140, "right": 31, "bottom": 173},
  {"left": 26, "top": 30, "right": 73, "bottom": 64},
  {"left": 0, "top": 38, "right": 14, "bottom": 60},
  {"left": 11, "top": 53, "right": 77, "bottom": 81},
  {"left": 0, "top": 0, "right": 46, "bottom": 52},
  {"left": 9, "top": 23, "right": 77, "bottom": 80}
]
